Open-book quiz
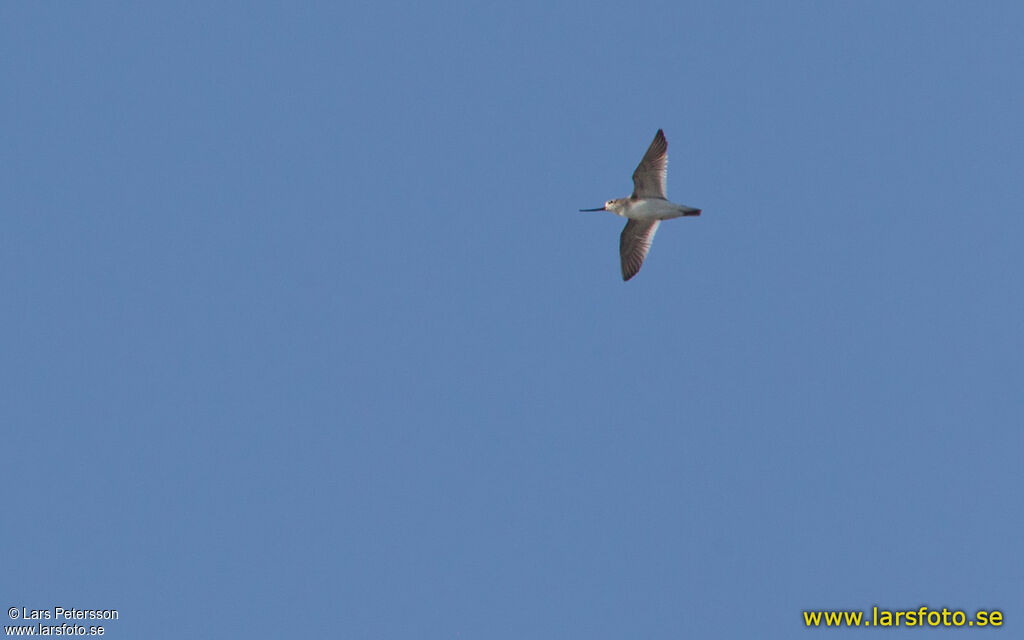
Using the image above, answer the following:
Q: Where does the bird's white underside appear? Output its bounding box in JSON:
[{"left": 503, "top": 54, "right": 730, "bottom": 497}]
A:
[{"left": 618, "top": 198, "right": 695, "bottom": 221}]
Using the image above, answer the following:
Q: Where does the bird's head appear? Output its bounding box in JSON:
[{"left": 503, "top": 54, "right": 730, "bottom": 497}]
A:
[{"left": 579, "top": 199, "right": 626, "bottom": 215}]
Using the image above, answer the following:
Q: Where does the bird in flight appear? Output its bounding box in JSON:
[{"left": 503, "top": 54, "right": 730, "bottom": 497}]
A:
[{"left": 581, "top": 129, "right": 701, "bottom": 281}]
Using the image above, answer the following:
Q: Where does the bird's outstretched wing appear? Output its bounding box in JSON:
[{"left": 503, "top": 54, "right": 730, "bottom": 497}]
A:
[
  {"left": 619, "top": 219, "right": 660, "bottom": 281},
  {"left": 631, "top": 129, "right": 668, "bottom": 199}
]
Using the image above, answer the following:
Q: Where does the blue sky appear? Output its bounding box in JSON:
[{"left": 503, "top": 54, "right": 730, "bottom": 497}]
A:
[{"left": 3, "top": 2, "right": 1022, "bottom": 638}]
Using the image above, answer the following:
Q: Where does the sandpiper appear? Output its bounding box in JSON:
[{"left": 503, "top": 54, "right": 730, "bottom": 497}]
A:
[{"left": 581, "top": 129, "right": 701, "bottom": 281}]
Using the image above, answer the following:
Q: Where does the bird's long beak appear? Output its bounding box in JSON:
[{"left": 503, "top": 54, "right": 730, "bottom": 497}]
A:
[{"left": 579, "top": 206, "right": 605, "bottom": 212}]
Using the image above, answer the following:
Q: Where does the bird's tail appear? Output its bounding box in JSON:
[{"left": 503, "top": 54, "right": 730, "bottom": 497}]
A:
[{"left": 681, "top": 206, "right": 701, "bottom": 216}]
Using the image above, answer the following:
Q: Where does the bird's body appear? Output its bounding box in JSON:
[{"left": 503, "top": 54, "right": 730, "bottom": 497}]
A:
[
  {"left": 580, "top": 129, "right": 701, "bottom": 281},
  {"left": 609, "top": 197, "right": 698, "bottom": 221}
]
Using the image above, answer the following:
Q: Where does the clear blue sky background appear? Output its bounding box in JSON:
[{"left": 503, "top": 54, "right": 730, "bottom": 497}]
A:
[{"left": 3, "top": 2, "right": 1022, "bottom": 638}]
